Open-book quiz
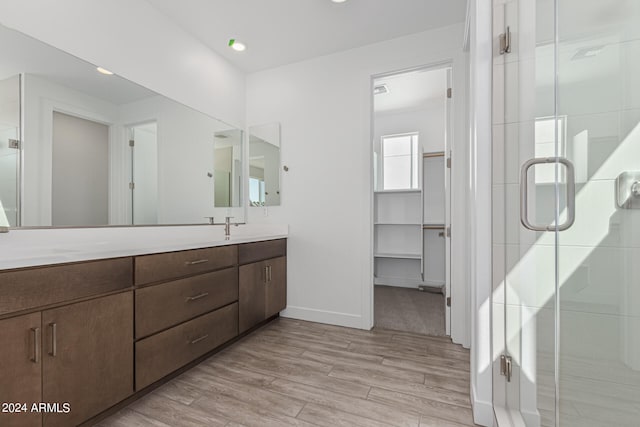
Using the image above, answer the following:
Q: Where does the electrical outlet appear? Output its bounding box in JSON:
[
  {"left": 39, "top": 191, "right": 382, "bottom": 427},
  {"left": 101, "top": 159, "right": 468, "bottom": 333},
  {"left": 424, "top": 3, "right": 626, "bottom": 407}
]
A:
[{"left": 263, "top": 207, "right": 269, "bottom": 217}]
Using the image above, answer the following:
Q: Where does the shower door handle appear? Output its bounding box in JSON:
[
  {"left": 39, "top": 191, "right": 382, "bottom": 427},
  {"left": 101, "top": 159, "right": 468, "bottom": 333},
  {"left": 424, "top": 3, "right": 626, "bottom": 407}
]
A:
[{"left": 520, "top": 157, "right": 575, "bottom": 231}]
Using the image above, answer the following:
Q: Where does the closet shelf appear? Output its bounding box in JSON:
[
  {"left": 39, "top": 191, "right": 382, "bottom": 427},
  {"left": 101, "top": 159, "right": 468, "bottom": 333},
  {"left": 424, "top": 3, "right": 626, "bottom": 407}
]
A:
[
  {"left": 374, "top": 252, "right": 422, "bottom": 260},
  {"left": 375, "top": 222, "right": 422, "bottom": 226},
  {"left": 374, "top": 189, "right": 421, "bottom": 194}
]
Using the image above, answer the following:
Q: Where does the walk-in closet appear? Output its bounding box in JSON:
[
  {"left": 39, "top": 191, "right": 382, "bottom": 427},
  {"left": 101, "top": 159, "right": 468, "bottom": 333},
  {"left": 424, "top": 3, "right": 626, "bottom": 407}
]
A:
[{"left": 372, "top": 65, "right": 451, "bottom": 336}]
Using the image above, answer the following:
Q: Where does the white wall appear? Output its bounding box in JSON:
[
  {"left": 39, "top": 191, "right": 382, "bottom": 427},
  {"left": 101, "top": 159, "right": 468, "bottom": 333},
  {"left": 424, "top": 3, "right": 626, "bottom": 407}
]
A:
[
  {"left": 118, "top": 96, "right": 223, "bottom": 224},
  {"left": 0, "top": 0, "right": 245, "bottom": 129},
  {"left": 374, "top": 101, "right": 446, "bottom": 156},
  {"left": 246, "top": 24, "right": 469, "bottom": 341}
]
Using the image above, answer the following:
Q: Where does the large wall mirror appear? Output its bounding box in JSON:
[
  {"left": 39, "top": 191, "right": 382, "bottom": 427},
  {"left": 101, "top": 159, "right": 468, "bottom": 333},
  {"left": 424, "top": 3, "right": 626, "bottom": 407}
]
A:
[
  {"left": 0, "top": 24, "right": 244, "bottom": 228},
  {"left": 248, "top": 123, "right": 281, "bottom": 206}
]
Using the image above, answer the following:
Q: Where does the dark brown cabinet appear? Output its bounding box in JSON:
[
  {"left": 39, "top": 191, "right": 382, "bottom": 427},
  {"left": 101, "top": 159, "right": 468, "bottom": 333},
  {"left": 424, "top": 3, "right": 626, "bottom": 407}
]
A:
[
  {"left": 239, "top": 256, "right": 287, "bottom": 333},
  {"left": 0, "top": 292, "right": 133, "bottom": 427},
  {"left": 239, "top": 261, "right": 267, "bottom": 333},
  {"left": 42, "top": 291, "right": 133, "bottom": 427},
  {"left": 0, "top": 313, "right": 42, "bottom": 427},
  {"left": 136, "top": 302, "right": 238, "bottom": 390},
  {"left": 1, "top": 238, "right": 286, "bottom": 426},
  {"left": 265, "top": 256, "right": 287, "bottom": 319}
]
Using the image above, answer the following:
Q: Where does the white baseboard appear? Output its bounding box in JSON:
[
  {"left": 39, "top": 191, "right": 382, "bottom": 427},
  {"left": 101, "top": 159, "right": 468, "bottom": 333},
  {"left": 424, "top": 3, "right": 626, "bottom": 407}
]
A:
[
  {"left": 281, "top": 306, "right": 364, "bottom": 329},
  {"left": 472, "top": 389, "right": 495, "bottom": 427}
]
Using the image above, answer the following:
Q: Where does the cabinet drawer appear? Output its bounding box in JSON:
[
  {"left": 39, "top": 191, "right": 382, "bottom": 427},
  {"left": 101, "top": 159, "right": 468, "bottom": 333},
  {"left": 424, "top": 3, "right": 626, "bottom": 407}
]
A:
[
  {"left": 135, "top": 302, "right": 238, "bottom": 390},
  {"left": 0, "top": 258, "right": 133, "bottom": 316},
  {"left": 135, "top": 267, "right": 238, "bottom": 338},
  {"left": 135, "top": 245, "right": 237, "bottom": 286},
  {"left": 238, "top": 239, "right": 286, "bottom": 265}
]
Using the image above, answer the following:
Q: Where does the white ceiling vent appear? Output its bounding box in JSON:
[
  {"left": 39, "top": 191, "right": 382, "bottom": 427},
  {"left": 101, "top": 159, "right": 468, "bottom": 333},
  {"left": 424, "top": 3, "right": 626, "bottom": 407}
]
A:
[{"left": 373, "top": 84, "right": 389, "bottom": 95}]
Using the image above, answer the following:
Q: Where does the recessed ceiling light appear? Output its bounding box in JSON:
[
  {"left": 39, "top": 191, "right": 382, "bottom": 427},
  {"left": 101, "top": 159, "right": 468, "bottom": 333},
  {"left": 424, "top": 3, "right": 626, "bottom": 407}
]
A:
[
  {"left": 228, "top": 39, "right": 247, "bottom": 52},
  {"left": 96, "top": 67, "right": 113, "bottom": 75},
  {"left": 331, "top": 0, "right": 348, "bottom": 3},
  {"left": 373, "top": 84, "right": 389, "bottom": 95}
]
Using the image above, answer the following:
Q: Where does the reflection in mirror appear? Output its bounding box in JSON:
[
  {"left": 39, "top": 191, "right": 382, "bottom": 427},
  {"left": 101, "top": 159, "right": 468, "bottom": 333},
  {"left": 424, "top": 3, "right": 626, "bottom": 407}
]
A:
[
  {"left": 0, "top": 24, "right": 244, "bottom": 227},
  {"left": 0, "top": 75, "right": 20, "bottom": 227},
  {"left": 249, "top": 123, "right": 281, "bottom": 206},
  {"left": 214, "top": 129, "right": 243, "bottom": 208},
  {"left": 129, "top": 122, "right": 158, "bottom": 225}
]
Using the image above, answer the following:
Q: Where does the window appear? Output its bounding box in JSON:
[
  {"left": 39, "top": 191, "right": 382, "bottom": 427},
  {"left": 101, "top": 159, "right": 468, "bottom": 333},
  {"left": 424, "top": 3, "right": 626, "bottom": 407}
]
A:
[
  {"left": 381, "top": 133, "right": 419, "bottom": 190},
  {"left": 249, "top": 177, "right": 265, "bottom": 206}
]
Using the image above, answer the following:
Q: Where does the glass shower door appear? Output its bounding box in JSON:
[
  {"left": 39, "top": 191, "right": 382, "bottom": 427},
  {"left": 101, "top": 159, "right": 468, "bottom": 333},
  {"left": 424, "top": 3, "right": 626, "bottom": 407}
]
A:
[
  {"left": 494, "top": 0, "right": 640, "bottom": 426},
  {"left": 555, "top": 0, "right": 640, "bottom": 425},
  {"left": 493, "top": 0, "right": 564, "bottom": 424}
]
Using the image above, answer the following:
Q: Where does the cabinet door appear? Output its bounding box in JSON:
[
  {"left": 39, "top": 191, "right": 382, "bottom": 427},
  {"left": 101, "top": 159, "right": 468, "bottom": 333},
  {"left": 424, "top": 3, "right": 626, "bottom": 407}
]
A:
[
  {"left": 0, "top": 312, "right": 42, "bottom": 427},
  {"left": 265, "top": 256, "right": 287, "bottom": 319},
  {"left": 239, "top": 261, "right": 266, "bottom": 333},
  {"left": 42, "top": 292, "right": 133, "bottom": 427}
]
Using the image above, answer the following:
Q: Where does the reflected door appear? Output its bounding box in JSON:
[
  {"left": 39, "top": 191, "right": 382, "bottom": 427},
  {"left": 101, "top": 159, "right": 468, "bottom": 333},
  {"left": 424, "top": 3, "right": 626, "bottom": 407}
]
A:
[
  {"left": 0, "top": 75, "right": 21, "bottom": 227},
  {"left": 129, "top": 122, "right": 158, "bottom": 225}
]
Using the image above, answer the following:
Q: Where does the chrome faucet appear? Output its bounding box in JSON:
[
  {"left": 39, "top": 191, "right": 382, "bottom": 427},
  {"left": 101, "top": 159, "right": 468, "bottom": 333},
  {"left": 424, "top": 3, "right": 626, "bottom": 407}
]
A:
[{"left": 224, "top": 216, "right": 236, "bottom": 240}]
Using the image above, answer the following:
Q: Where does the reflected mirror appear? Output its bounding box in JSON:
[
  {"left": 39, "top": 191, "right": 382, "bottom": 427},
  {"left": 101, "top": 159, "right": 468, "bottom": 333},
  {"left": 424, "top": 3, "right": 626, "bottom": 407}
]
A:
[
  {"left": 248, "top": 123, "right": 281, "bottom": 206},
  {"left": 213, "top": 129, "right": 243, "bottom": 208},
  {"left": 0, "top": 23, "right": 244, "bottom": 227}
]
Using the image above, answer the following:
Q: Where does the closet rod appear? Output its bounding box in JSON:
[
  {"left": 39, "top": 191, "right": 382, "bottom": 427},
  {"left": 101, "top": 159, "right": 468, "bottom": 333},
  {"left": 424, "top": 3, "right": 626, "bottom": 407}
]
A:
[
  {"left": 423, "top": 224, "right": 445, "bottom": 230},
  {"left": 423, "top": 151, "right": 445, "bottom": 158}
]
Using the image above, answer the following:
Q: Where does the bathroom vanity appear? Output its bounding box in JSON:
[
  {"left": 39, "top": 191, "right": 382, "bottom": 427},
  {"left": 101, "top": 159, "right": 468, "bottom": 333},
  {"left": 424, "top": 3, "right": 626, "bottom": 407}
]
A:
[{"left": 0, "top": 235, "right": 287, "bottom": 427}]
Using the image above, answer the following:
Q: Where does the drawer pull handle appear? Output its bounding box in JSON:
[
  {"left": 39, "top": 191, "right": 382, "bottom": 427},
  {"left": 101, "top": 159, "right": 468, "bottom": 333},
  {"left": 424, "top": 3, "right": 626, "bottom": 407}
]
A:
[
  {"left": 49, "top": 323, "right": 57, "bottom": 357},
  {"left": 186, "top": 292, "right": 209, "bottom": 302},
  {"left": 190, "top": 334, "right": 209, "bottom": 345},
  {"left": 31, "top": 327, "right": 41, "bottom": 363},
  {"left": 186, "top": 259, "right": 209, "bottom": 266}
]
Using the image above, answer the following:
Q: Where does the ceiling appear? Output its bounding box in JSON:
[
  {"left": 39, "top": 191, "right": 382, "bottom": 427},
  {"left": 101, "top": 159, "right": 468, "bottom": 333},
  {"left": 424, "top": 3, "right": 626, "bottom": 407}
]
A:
[
  {"left": 374, "top": 68, "right": 448, "bottom": 114},
  {"left": 146, "top": 0, "right": 468, "bottom": 73}
]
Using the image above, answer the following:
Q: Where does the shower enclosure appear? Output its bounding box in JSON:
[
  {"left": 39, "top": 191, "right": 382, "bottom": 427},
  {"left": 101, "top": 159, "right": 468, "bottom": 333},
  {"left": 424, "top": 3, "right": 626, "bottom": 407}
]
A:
[{"left": 492, "top": 0, "right": 640, "bottom": 425}]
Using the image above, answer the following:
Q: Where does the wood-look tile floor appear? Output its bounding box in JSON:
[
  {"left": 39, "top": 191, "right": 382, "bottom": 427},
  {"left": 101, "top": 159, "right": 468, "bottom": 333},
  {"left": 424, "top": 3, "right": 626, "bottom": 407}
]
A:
[{"left": 98, "top": 318, "right": 477, "bottom": 427}]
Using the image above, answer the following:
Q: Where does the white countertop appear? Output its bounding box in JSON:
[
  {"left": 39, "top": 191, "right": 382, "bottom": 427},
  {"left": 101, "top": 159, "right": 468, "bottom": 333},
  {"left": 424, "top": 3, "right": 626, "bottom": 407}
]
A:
[{"left": 0, "top": 223, "right": 288, "bottom": 270}]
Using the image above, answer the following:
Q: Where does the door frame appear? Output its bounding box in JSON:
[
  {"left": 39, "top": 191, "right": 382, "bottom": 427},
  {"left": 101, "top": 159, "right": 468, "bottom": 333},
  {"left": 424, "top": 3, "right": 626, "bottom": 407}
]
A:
[{"left": 368, "top": 61, "right": 454, "bottom": 335}]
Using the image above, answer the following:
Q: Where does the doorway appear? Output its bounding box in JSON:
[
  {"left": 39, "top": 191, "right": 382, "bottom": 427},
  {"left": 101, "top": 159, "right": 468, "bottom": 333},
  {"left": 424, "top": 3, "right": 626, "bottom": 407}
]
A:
[
  {"left": 372, "top": 65, "right": 452, "bottom": 336},
  {"left": 51, "top": 111, "right": 109, "bottom": 227}
]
